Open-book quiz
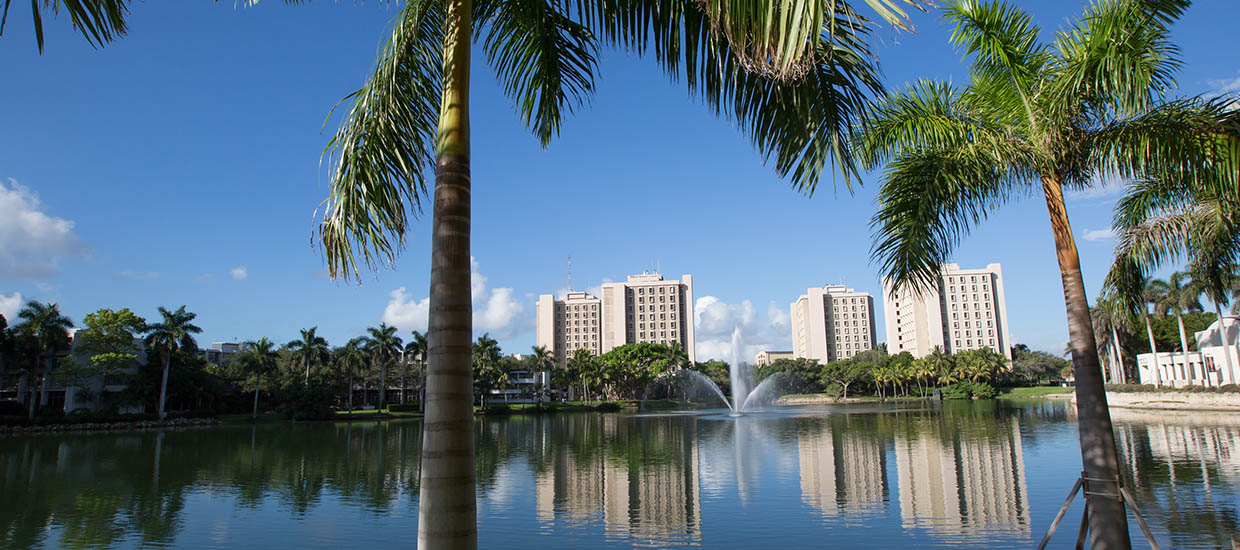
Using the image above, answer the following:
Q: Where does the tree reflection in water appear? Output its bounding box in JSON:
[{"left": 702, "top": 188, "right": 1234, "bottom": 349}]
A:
[{"left": 1, "top": 401, "right": 1237, "bottom": 549}]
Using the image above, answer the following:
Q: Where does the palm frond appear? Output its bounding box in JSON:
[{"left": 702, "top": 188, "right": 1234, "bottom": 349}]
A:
[
  {"left": 1048, "top": 0, "right": 1187, "bottom": 118},
  {"left": 869, "top": 144, "right": 1035, "bottom": 296},
  {"left": 942, "top": 0, "right": 1046, "bottom": 102},
  {"left": 477, "top": 0, "right": 599, "bottom": 147},
  {"left": 2, "top": 0, "right": 130, "bottom": 53},
  {"left": 319, "top": 0, "right": 444, "bottom": 281}
]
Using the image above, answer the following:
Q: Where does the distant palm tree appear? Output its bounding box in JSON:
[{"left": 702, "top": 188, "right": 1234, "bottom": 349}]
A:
[
  {"left": 365, "top": 324, "right": 402, "bottom": 411},
  {"left": 335, "top": 337, "right": 369, "bottom": 415},
  {"left": 1149, "top": 272, "right": 1204, "bottom": 383},
  {"left": 408, "top": 330, "right": 428, "bottom": 411},
  {"left": 16, "top": 301, "right": 74, "bottom": 419},
  {"left": 1092, "top": 298, "right": 1132, "bottom": 384},
  {"left": 143, "top": 306, "right": 202, "bottom": 420},
  {"left": 287, "top": 327, "right": 330, "bottom": 383},
  {"left": 855, "top": 1, "right": 1236, "bottom": 543},
  {"left": 243, "top": 337, "right": 278, "bottom": 421}
]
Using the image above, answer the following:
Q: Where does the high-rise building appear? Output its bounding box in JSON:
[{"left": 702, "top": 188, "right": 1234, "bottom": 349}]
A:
[
  {"left": 881, "top": 263, "right": 1011, "bottom": 360},
  {"left": 790, "top": 285, "right": 876, "bottom": 363},
  {"left": 536, "top": 272, "right": 695, "bottom": 366}
]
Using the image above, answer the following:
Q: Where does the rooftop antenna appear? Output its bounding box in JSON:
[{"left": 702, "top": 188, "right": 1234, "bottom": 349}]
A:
[{"left": 567, "top": 254, "right": 573, "bottom": 292}]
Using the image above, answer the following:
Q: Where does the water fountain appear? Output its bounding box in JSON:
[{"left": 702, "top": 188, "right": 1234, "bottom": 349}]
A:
[{"left": 671, "top": 326, "right": 789, "bottom": 415}]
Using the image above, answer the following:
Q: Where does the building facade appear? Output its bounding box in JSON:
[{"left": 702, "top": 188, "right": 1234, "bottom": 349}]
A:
[
  {"left": 754, "top": 350, "right": 795, "bottom": 367},
  {"left": 1135, "top": 316, "right": 1239, "bottom": 387},
  {"left": 882, "top": 263, "right": 1012, "bottom": 360},
  {"left": 791, "top": 285, "right": 876, "bottom": 364},
  {"left": 536, "top": 272, "right": 695, "bottom": 366}
]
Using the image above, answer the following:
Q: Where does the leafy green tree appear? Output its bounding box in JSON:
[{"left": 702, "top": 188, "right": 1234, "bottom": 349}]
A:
[
  {"left": 471, "top": 334, "right": 503, "bottom": 406},
  {"left": 567, "top": 348, "right": 597, "bottom": 402},
  {"left": 287, "top": 327, "right": 330, "bottom": 384},
  {"left": 691, "top": 360, "right": 731, "bottom": 396},
  {"left": 364, "top": 323, "right": 403, "bottom": 411},
  {"left": 1011, "top": 345, "right": 1069, "bottom": 383},
  {"left": 756, "top": 357, "right": 822, "bottom": 394},
  {"left": 143, "top": 306, "right": 202, "bottom": 420},
  {"left": 596, "top": 342, "right": 679, "bottom": 399},
  {"left": 17, "top": 301, "right": 74, "bottom": 418},
  {"left": 53, "top": 307, "right": 147, "bottom": 407},
  {"left": 821, "top": 358, "right": 868, "bottom": 398},
  {"left": 857, "top": 0, "right": 1238, "bottom": 542}
]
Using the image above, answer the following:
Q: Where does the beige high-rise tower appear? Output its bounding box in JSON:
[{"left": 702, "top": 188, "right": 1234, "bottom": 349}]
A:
[
  {"left": 882, "top": 263, "right": 1011, "bottom": 359},
  {"left": 791, "top": 285, "right": 876, "bottom": 364},
  {"left": 536, "top": 272, "right": 695, "bottom": 366}
]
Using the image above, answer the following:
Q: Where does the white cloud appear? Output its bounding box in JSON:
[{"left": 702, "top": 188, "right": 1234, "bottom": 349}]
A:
[
  {"left": 381, "top": 286, "right": 431, "bottom": 333},
  {"left": 0, "top": 292, "right": 22, "bottom": 322},
  {"left": 1082, "top": 227, "right": 1116, "bottom": 242},
  {"left": 230, "top": 266, "right": 248, "bottom": 280},
  {"left": 0, "top": 178, "right": 90, "bottom": 279},
  {"left": 693, "top": 296, "right": 791, "bottom": 364},
  {"left": 119, "top": 269, "right": 160, "bottom": 280},
  {"left": 195, "top": 273, "right": 215, "bottom": 283},
  {"left": 381, "top": 257, "right": 529, "bottom": 339}
]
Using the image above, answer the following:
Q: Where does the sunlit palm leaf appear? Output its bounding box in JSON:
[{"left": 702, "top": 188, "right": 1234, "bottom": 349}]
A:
[
  {"left": 319, "top": 0, "right": 444, "bottom": 280},
  {"left": 477, "top": 0, "right": 600, "bottom": 147}
]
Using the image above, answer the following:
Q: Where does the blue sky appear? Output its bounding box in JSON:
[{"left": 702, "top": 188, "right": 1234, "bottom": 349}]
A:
[{"left": 2, "top": 0, "right": 1237, "bottom": 361}]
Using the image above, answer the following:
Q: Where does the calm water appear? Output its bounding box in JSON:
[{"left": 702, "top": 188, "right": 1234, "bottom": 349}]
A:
[{"left": 1, "top": 400, "right": 1237, "bottom": 549}]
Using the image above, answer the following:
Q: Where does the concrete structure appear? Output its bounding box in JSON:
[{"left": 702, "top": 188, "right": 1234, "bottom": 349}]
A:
[
  {"left": 537, "top": 272, "right": 695, "bottom": 366},
  {"left": 754, "top": 350, "right": 795, "bottom": 367},
  {"left": 882, "top": 263, "right": 1012, "bottom": 360},
  {"left": 791, "top": 285, "right": 876, "bottom": 363},
  {"left": 201, "top": 342, "right": 248, "bottom": 366},
  {"left": 1135, "top": 315, "right": 1240, "bottom": 387}
]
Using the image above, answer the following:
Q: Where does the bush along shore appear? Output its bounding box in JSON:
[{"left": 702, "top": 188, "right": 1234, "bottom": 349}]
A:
[{"left": 1, "top": 415, "right": 221, "bottom": 435}]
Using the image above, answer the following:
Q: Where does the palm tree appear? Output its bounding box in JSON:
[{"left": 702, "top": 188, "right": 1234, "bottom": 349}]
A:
[
  {"left": 408, "top": 330, "right": 428, "bottom": 411},
  {"left": 1149, "top": 272, "right": 1204, "bottom": 384},
  {"left": 567, "top": 348, "right": 596, "bottom": 403},
  {"left": 335, "top": 337, "right": 369, "bottom": 415},
  {"left": 1109, "top": 174, "right": 1239, "bottom": 386},
  {"left": 365, "top": 323, "right": 403, "bottom": 412},
  {"left": 1092, "top": 298, "right": 1132, "bottom": 384},
  {"left": 531, "top": 344, "right": 554, "bottom": 403},
  {"left": 243, "top": 337, "right": 278, "bottom": 421},
  {"left": 16, "top": 301, "right": 74, "bottom": 419},
  {"left": 312, "top": 0, "right": 922, "bottom": 544},
  {"left": 287, "top": 326, "right": 330, "bottom": 384},
  {"left": 854, "top": 2, "right": 1238, "bottom": 544},
  {"left": 471, "top": 334, "right": 502, "bottom": 407},
  {"left": 143, "top": 306, "right": 202, "bottom": 420}
]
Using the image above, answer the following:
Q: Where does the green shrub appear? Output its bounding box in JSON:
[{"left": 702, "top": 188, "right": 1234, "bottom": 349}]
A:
[
  {"left": 482, "top": 404, "right": 512, "bottom": 415},
  {"left": 276, "top": 383, "right": 337, "bottom": 421},
  {"left": 1219, "top": 384, "right": 1239, "bottom": 393},
  {"left": 941, "top": 383, "right": 972, "bottom": 400},
  {"left": 594, "top": 402, "right": 622, "bottom": 412},
  {"left": 970, "top": 382, "right": 998, "bottom": 399}
]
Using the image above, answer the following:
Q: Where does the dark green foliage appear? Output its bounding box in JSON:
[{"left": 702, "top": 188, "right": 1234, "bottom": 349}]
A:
[
  {"left": 756, "top": 358, "right": 824, "bottom": 394},
  {"left": 0, "top": 401, "right": 25, "bottom": 416},
  {"left": 941, "top": 380, "right": 997, "bottom": 400},
  {"left": 1011, "top": 344, "right": 1069, "bottom": 382},
  {"left": 275, "top": 382, "right": 337, "bottom": 421},
  {"left": 387, "top": 403, "right": 420, "bottom": 413}
]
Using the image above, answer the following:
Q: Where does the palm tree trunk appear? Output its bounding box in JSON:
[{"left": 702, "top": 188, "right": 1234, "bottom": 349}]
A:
[
  {"left": 252, "top": 366, "right": 261, "bottom": 421},
  {"left": 157, "top": 352, "right": 171, "bottom": 420},
  {"left": 1143, "top": 313, "right": 1162, "bottom": 386},
  {"left": 1110, "top": 325, "right": 1125, "bottom": 384},
  {"left": 304, "top": 358, "right": 310, "bottom": 384},
  {"left": 417, "top": 0, "right": 476, "bottom": 545},
  {"left": 1041, "top": 176, "right": 1130, "bottom": 549},
  {"left": 1213, "top": 303, "right": 1234, "bottom": 387},
  {"left": 1176, "top": 313, "right": 1192, "bottom": 386}
]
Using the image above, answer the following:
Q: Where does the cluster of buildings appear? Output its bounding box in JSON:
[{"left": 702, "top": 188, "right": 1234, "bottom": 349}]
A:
[{"left": 536, "top": 264, "right": 1014, "bottom": 370}]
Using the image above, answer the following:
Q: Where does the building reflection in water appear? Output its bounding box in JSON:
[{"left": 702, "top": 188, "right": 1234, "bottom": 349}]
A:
[
  {"left": 533, "top": 414, "right": 701, "bottom": 545},
  {"left": 893, "top": 415, "right": 1029, "bottom": 539},
  {"left": 1110, "top": 408, "right": 1240, "bottom": 547},
  {"left": 797, "top": 416, "right": 889, "bottom": 518}
]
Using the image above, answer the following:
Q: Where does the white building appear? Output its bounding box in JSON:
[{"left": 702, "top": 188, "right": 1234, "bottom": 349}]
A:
[
  {"left": 536, "top": 272, "right": 695, "bottom": 366},
  {"left": 1136, "top": 316, "right": 1239, "bottom": 387},
  {"left": 791, "top": 285, "right": 876, "bottom": 363},
  {"left": 882, "top": 263, "right": 1012, "bottom": 360},
  {"left": 754, "top": 350, "right": 795, "bottom": 367}
]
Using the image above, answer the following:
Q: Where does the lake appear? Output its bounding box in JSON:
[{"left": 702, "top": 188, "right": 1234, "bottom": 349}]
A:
[{"left": 1, "top": 400, "right": 1237, "bottom": 549}]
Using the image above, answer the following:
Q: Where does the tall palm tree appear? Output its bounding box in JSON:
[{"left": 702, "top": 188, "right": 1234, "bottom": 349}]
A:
[
  {"left": 408, "top": 330, "right": 428, "bottom": 411},
  {"left": 335, "top": 337, "right": 369, "bottom": 415},
  {"left": 1092, "top": 298, "right": 1132, "bottom": 384},
  {"left": 1149, "top": 273, "right": 1204, "bottom": 384},
  {"left": 243, "top": 337, "right": 278, "bottom": 421},
  {"left": 312, "top": 0, "right": 921, "bottom": 545},
  {"left": 1101, "top": 260, "right": 1167, "bottom": 386},
  {"left": 287, "top": 326, "right": 330, "bottom": 383},
  {"left": 143, "top": 306, "right": 202, "bottom": 420},
  {"left": 16, "top": 301, "right": 74, "bottom": 419},
  {"left": 365, "top": 323, "right": 403, "bottom": 412},
  {"left": 854, "top": 2, "right": 1237, "bottom": 545},
  {"left": 1109, "top": 173, "right": 1239, "bottom": 386}
]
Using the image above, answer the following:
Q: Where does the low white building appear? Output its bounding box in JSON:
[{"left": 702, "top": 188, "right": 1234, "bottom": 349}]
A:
[{"left": 1136, "top": 316, "right": 1240, "bottom": 387}]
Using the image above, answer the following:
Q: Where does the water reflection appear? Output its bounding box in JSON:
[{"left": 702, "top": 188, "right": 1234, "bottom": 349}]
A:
[{"left": 1, "top": 402, "right": 1237, "bottom": 549}]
